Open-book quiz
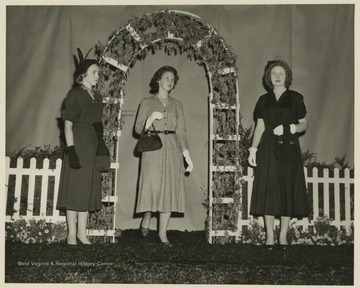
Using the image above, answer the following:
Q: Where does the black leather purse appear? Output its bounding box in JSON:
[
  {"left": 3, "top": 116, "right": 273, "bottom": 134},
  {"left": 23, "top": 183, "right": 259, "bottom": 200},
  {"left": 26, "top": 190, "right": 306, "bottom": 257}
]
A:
[
  {"left": 273, "top": 125, "right": 299, "bottom": 163},
  {"left": 95, "top": 138, "right": 111, "bottom": 172},
  {"left": 136, "top": 123, "right": 163, "bottom": 153},
  {"left": 93, "top": 122, "right": 111, "bottom": 172}
]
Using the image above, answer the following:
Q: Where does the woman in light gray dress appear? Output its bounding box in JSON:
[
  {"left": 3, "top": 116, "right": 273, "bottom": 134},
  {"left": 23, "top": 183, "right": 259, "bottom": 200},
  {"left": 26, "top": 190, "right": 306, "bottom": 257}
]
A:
[{"left": 135, "top": 66, "right": 193, "bottom": 247}]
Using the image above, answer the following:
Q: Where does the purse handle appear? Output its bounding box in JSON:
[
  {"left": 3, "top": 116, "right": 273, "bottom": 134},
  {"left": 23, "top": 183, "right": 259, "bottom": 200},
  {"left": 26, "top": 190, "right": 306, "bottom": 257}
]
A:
[{"left": 141, "top": 123, "right": 159, "bottom": 136}]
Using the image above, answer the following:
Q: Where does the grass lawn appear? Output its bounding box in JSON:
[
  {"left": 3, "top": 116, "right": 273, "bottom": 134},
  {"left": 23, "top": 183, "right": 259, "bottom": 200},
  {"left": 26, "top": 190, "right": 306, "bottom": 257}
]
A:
[{"left": 5, "top": 229, "right": 354, "bottom": 285}]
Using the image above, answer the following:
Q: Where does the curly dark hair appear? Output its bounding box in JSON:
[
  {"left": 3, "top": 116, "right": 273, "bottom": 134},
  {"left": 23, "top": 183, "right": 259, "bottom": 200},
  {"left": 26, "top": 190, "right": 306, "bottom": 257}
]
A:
[
  {"left": 263, "top": 60, "right": 293, "bottom": 90},
  {"left": 149, "top": 66, "right": 180, "bottom": 94}
]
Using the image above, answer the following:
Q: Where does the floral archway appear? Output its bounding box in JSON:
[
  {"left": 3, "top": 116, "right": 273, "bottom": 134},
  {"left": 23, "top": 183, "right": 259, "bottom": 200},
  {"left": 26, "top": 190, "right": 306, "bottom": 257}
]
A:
[{"left": 95, "top": 10, "right": 248, "bottom": 243}]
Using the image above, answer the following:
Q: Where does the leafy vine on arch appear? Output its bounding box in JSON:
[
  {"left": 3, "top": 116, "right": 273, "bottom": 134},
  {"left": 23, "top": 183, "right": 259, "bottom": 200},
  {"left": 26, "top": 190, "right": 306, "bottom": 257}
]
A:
[{"left": 94, "top": 10, "right": 249, "bottom": 240}]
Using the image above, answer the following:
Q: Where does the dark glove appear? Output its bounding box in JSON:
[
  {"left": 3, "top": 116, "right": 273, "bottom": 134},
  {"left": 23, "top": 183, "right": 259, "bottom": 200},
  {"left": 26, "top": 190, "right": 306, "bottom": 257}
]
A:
[
  {"left": 92, "top": 122, "right": 104, "bottom": 137},
  {"left": 65, "top": 145, "right": 81, "bottom": 169}
]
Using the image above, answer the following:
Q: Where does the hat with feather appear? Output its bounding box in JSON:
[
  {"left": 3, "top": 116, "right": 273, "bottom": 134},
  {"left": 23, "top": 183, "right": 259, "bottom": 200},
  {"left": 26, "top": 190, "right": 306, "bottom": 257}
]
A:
[{"left": 74, "top": 47, "right": 99, "bottom": 79}]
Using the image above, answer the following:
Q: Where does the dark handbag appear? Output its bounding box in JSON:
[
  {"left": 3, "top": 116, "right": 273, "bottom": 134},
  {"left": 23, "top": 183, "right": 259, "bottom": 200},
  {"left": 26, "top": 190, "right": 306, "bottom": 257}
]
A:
[
  {"left": 136, "top": 123, "right": 163, "bottom": 153},
  {"left": 95, "top": 138, "right": 111, "bottom": 172},
  {"left": 92, "top": 122, "right": 111, "bottom": 172},
  {"left": 273, "top": 125, "right": 299, "bottom": 163}
]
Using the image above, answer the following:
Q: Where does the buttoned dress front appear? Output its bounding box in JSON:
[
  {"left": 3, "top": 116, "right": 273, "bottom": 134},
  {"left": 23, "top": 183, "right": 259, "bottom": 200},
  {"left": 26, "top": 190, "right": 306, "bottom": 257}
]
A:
[
  {"left": 135, "top": 95, "right": 188, "bottom": 213},
  {"left": 250, "top": 90, "right": 310, "bottom": 218}
]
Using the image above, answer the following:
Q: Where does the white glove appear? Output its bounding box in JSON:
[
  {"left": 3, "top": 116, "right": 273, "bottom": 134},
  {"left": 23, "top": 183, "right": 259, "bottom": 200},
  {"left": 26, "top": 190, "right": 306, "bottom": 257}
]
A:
[
  {"left": 273, "top": 125, "right": 284, "bottom": 136},
  {"left": 183, "top": 150, "right": 193, "bottom": 173},
  {"left": 290, "top": 124, "right": 296, "bottom": 134},
  {"left": 248, "top": 147, "right": 258, "bottom": 167},
  {"left": 150, "top": 111, "right": 164, "bottom": 120}
]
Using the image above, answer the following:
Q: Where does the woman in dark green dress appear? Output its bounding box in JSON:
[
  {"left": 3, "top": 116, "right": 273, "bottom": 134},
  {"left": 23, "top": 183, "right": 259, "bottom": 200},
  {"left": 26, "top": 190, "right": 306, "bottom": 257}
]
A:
[
  {"left": 248, "top": 60, "right": 310, "bottom": 247},
  {"left": 57, "top": 56, "right": 103, "bottom": 246}
]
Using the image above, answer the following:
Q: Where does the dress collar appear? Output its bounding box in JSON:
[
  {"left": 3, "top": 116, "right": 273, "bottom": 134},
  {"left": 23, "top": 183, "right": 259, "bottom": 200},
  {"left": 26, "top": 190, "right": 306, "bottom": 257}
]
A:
[
  {"left": 270, "top": 89, "right": 287, "bottom": 104},
  {"left": 155, "top": 95, "right": 173, "bottom": 107}
]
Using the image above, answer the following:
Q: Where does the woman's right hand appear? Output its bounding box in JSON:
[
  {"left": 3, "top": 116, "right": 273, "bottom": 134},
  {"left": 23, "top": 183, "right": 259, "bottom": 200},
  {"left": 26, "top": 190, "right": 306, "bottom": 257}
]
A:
[
  {"left": 150, "top": 112, "right": 164, "bottom": 120},
  {"left": 248, "top": 147, "right": 257, "bottom": 167},
  {"left": 145, "top": 112, "right": 164, "bottom": 130}
]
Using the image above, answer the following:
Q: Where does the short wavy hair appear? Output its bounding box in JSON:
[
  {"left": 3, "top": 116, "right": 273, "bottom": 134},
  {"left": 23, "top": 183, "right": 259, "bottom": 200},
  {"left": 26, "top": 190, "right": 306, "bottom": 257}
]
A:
[
  {"left": 75, "top": 59, "right": 99, "bottom": 85},
  {"left": 263, "top": 60, "right": 293, "bottom": 90},
  {"left": 149, "top": 66, "right": 180, "bottom": 94}
]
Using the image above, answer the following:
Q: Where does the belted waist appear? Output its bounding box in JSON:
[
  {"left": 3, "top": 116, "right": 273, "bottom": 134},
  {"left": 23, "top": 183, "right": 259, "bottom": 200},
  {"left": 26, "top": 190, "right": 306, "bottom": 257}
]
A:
[
  {"left": 73, "top": 122, "right": 97, "bottom": 131},
  {"left": 74, "top": 122, "right": 94, "bottom": 127},
  {"left": 151, "top": 130, "right": 176, "bottom": 135}
]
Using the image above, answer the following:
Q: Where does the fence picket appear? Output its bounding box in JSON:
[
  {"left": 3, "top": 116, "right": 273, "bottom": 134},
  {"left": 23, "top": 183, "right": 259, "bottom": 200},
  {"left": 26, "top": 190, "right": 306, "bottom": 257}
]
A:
[
  {"left": 344, "top": 168, "right": 351, "bottom": 226},
  {"left": 312, "top": 167, "right": 319, "bottom": 219},
  {"left": 40, "top": 159, "right": 50, "bottom": 217},
  {"left": 247, "top": 167, "right": 253, "bottom": 219},
  {"left": 302, "top": 167, "right": 309, "bottom": 230},
  {"left": 5, "top": 157, "right": 10, "bottom": 207},
  {"left": 323, "top": 169, "right": 330, "bottom": 217},
  {"left": 13, "top": 158, "right": 24, "bottom": 218},
  {"left": 333, "top": 168, "right": 341, "bottom": 227},
  {"left": 28, "top": 158, "right": 37, "bottom": 217},
  {"left": 53, "top": 158, "right": 62, "bottom": 217}
]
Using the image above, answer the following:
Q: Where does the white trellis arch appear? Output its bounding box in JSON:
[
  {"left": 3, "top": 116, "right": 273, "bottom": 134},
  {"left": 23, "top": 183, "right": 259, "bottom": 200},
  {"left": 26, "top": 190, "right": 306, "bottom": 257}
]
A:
[{"left": 98, "top": 10, "right": 242, "bottom": 244}]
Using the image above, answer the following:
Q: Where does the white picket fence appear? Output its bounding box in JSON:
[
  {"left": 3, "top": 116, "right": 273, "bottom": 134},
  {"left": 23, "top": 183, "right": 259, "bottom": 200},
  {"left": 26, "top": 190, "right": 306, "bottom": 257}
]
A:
[
  {"left": 5, "top": 157, "right": 63, "bottom": 222},
  {"left": 5, "top": 157, "right": 354, "bottom": 237},
  {"left": 208, "top": 166, "right": 354, "bottom": 242},
  {"left": 5, "top": 157, "right": 118, "bottom": 239},
  {"left": 240, "top": 167, "right": 354, "bottom": 229}
]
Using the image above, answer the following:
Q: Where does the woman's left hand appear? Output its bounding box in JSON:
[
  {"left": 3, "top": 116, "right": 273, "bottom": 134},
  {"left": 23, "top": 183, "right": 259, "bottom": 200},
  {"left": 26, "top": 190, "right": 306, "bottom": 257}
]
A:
[
  {"left": 183, "top": 150, "right": 194, "bottom": 173},
  {"left": 273, "top": 125, "right": 284, "bottom": 136}
]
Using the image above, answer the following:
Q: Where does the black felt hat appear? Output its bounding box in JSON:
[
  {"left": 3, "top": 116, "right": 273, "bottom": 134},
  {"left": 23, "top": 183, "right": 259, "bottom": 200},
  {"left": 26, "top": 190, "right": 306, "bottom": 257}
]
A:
[{"left": 75, "top": 48, "right": 99, "bottom": 77}]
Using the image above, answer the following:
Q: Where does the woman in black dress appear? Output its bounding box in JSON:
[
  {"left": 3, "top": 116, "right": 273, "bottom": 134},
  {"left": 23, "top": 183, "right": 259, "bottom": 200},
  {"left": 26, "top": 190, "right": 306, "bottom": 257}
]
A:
[
  {"left": 57, "top": 55, "right": 103, "bottom": 246},
  {"left": 248, "top": 60, "right": 309, "bottom": 246}
]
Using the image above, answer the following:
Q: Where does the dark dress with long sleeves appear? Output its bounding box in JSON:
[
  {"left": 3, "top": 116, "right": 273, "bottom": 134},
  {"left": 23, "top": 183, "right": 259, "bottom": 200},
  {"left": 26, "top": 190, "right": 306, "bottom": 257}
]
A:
[
  {"left": 56, "top": 86, "right": 103, "bottom": 212},
  {"left": 135, "top": 95, "right": 188, "bottom": 213},
  {"left": 250, "top": 89, "right": 310, "bottom": 217}
]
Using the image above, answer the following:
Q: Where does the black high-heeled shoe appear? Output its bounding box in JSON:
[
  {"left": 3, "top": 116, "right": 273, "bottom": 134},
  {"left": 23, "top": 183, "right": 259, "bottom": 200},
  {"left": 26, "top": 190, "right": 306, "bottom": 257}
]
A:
[
  {"left": 157, "top": 237, "right": 173, "bottom": 248},
  {"left": 66, "top": 236, "right": 77, "bottom": 247},
  {"left": 279, "top": 243, "right": 288, "bottom": 250},
  {"left": 66, "top": 242, "right": 77, "bottom": 248},
  {"left": 278, "top": 236, "right": 288, "bottom": 249},
  {"left": 76, "top": 236, "right": 91, "bottom": 245},
  {"left": 161, "top": 241, "right": 173, "bottom": 248},
  {"left": 264, "top": 244, "right": 274, "bottom": 250},
  {"left": 159, "top": 240, "right": 173, "bottom": 248},
  {"left": 140, "top": 226, "right": 150, "bottom": 237}
]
